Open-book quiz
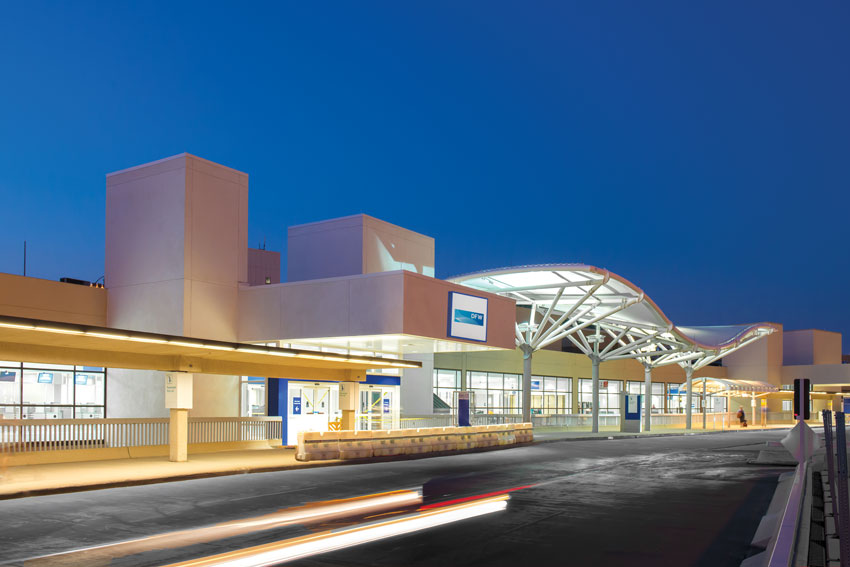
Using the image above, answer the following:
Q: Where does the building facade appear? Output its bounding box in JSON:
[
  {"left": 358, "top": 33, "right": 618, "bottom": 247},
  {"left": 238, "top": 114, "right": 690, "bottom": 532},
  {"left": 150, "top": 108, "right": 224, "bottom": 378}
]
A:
[{"left": 1, "top": 154, "right": 847, "bottom": 439}]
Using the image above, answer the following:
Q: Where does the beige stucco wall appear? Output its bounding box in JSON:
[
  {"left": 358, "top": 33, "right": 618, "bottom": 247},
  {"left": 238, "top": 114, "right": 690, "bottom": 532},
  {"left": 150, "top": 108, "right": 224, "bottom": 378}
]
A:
[
  {"left": 287, "top": 214, "right": 435, "bottom": 283},
  {"left": 784, "top": 329, "right": 843, "bottom": 366},
  {"left": 0, "top": 273, "right": 106, "bottom": 325},
  {"left": 105, "top": 154, "right": 248, "bottom": 418},
  {"left": 721, "top": 325, "right": 784, "bottom": 386},
  {"left": 238, "top": 270, "right": 516, "bottom": 350}
]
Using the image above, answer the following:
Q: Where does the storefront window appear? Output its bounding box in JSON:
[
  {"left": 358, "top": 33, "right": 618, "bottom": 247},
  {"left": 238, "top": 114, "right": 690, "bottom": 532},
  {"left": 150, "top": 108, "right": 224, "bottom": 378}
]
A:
[
  {"left": 240, "top": 377, "right": 266, "bottom": 417},
  {"left": 626, "top": 381, "right": 665, "bottom": 413},
  {"left": 433, "top": 369, "right": 460, "bottom": 408},
  {"left": 433, "top": 370, "right": 522, "bottom": 414},
  {"left": 579, "top": 379, "right": 622, "bottom": 414},
  {"left": 531, "top": 375, "right": 572, "bottom": 414},
  {"left": 0, "top": 363, "right": 106, "bottom": 419}
]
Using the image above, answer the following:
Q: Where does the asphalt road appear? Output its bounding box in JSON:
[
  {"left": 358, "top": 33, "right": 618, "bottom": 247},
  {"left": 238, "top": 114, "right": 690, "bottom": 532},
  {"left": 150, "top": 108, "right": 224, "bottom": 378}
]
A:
[{"left": 0, "top": 430, "right": 791, "bottom": 567}]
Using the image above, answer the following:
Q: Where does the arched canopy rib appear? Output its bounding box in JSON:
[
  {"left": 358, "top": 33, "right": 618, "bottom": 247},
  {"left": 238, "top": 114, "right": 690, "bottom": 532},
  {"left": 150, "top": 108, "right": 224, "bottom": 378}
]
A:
[{"left": 448, "top": 264, "right": 778, "bottom": 365}]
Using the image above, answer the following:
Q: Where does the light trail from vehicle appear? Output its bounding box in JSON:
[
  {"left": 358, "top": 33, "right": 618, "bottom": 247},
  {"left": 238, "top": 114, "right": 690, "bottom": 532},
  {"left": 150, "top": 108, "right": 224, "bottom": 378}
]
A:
[
  {"left": 19, "top": 489, "right": 421, "bottom": 567},
  {"left": 160, "top": 494, "right": 511, "bottom": 567}
]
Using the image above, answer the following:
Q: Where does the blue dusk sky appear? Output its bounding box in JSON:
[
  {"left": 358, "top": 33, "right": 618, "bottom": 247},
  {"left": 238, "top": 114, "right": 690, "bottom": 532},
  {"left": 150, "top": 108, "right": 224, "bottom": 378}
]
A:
[{"left": 0, "top": 2, "right": 848, "bottom": 345}]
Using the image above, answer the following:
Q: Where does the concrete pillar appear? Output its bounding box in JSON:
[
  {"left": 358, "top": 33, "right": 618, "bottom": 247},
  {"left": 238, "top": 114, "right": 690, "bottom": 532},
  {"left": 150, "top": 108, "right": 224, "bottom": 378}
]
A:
[
  {"left": 340, "top": 381, "right": 359, "bottom": 431},
  {"left": 165, "top": 372, "right": 193, "bottom": 462},
  {"left": 751, "top": 395, "right": 757, "bottom": 429},
  {"left": 460, "top": 352, "right": 468, "bottom": 391},
  {"left": 643, "top": 365, "right": 652, "bottom": 432},
  {"left": 591, "top": 356, "right": 600, "bottom": 433},
  {"left": 521, "top": 345, "right": 533, "bottom": 423},
  {"left": 169, "top": 409, "right": 189, "bottom": 462},
  {"left": 685, "top": 366, "right": 694, "bottom": 430}
]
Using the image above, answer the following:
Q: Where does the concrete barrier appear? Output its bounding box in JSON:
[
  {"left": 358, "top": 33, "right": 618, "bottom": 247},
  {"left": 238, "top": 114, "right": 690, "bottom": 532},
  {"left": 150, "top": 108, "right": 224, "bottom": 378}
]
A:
[
  {"left": 296, "top": 431, "right": 340, "bottom": 461},
  {"left": 338, "top": 430, "right": 373, "bottom": 460},
  {"left": 372, "top": 430, "right": 405, "bottom": 457},
  {"left": 295, "top": 423, "right": 532, "bottom": 462},
  {"left": 515, "top": 422, "right": 534, "bottom": 444}
]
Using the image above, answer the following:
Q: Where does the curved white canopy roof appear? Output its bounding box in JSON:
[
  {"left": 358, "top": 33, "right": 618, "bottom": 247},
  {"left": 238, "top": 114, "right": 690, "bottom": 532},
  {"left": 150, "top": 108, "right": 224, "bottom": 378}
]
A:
[{"left": 448, "top": 264, "right": 777, "bottom": 370}]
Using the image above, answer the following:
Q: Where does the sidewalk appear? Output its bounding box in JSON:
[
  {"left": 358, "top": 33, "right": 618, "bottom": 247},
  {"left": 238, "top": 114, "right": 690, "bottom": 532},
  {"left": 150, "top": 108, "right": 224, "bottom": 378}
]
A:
[{"left": 0, "top": 424, "right": 794, "bottom": 500}]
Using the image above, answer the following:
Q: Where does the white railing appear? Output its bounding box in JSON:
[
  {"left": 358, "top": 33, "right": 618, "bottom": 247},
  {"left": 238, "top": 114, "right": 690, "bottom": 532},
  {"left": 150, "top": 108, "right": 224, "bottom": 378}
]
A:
[
  {"left": 766, "top": 461, "right": 808, "bottom": 567},
  {"left": 532, "top": 414, "right": 620, "bottom": 429},
  {"left": 0, "top": 417, "right": 282, "bottom": 453}
]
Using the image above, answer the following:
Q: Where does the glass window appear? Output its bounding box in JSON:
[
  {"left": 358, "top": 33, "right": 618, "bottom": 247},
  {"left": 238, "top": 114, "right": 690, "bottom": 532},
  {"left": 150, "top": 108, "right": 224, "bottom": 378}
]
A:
[
  {"left": 487, "top": 373, "right": 503, "bottom": 390},
  {"left": 579, "top": 378, "right": 622, "bottom": 414},
  {"left": 435, "top": 370, "right": 459, "bottom": 388},
  {"left": 504, "top": 375, "right": 519, "bottom": 390},
  {"left": 469, "top": 372, "right": 487, "bottom": 389},
  {"left": 240, "top": 377, "right": 266, "bottom": 417},
  {"left": 23, "top": 362, "right": 73, "bottom": 370},
  {"left": 0, "top": 362, "right": 106, "bottom": 419},
  {"left": 75, "top": 372, "right": 105, "bottom": 406},
  {"left": 0, "top": 405, "right": 20, "bottom": 419},
  {"left": 0, "top": 367, "right": 20, "bottom": 404},
  {"left": 23, "top": 369, "right": 73, "bottom": 406}
]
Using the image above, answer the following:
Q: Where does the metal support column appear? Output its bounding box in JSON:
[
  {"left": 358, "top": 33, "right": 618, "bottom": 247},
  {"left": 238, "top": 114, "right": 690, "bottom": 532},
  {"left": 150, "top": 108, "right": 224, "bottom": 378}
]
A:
[
  {"left": 685, "top": 366, "right": 694, "bottom": 430},
  {"left": 702, "top": 378, "right": 707, "bottom": 430},
  {"left": 521, "top": 344, "right": 532, "bottom": 423},
  {"left": 591, "top": 356, "right": 600, "bottom": 433},
  {"left": 643, "top": 365, "right": 652, "bottom": 432}
]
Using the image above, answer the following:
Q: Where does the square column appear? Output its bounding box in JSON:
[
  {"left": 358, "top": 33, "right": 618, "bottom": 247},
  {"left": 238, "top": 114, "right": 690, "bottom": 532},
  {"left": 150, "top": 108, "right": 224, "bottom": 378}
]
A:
[
  {"left": 340, "top": 381, "right": 359, "bottom": 431},
  {"left": 165, "top": 372, "right": 193, "bottom": 462}
]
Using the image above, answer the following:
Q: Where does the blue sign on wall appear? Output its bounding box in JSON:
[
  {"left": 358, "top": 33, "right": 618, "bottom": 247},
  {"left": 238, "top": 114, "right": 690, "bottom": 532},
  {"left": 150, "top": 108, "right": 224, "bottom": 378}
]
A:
[
  {"left": 292, "top": 397, "right": 302, "bottom": 415},
  {"left": 453, "top": 309, "right": 485, "bottom": 326},
  {"left": 383, "top": 397, "right": 390, "bottom": 414},
  {"left": 531, "top": 379, "right": 541, "bottom": 391}
]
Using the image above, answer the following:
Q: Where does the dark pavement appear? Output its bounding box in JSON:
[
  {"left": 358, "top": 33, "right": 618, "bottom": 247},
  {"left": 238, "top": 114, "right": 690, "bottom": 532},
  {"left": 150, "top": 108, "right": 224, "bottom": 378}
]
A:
[{"left": 0, "top": 430, "right": 791, "bottom": 567}]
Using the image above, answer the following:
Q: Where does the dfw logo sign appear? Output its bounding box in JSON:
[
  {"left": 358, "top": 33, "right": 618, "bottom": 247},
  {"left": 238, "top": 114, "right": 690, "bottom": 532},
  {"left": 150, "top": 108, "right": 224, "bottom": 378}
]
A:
[{"left": 448, "top": 291, "right": 488, "bottom": 342}]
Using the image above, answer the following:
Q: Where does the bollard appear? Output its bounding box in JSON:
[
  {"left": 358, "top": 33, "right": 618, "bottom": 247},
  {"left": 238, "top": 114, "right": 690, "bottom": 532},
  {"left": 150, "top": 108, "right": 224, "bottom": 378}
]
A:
[{"left": 835, "top": 412, "right": 850, "bottom": 567}]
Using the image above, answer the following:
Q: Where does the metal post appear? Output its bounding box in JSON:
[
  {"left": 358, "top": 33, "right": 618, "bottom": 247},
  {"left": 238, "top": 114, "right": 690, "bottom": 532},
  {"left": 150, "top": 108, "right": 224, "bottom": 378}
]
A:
[
  {"left": 591, "top": 356, "right": 600, "bottom": 433},
  {"left": 702, "top": 378, "right": 707, "bottom": 430},
  {"left": 685, "top": 366, "right": 694, "bottom": 430},
  {"left": 824, "top": 410, "right": 838, "bottom": 540},
  {"left": 835, "top": 412, "right": 850, "bottom": 566},
  {"left": 521, "top": 345, "right": 532, "bottom": 423},
  {"left": 643, "top": 365, "right": 652, "bottom": 432}
]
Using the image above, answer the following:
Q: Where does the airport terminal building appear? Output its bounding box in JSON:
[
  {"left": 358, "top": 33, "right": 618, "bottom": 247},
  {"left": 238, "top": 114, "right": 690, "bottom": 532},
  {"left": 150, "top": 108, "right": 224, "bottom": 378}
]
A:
[{"left": 1, "top": 154, "right": 848, "bottom": 445}]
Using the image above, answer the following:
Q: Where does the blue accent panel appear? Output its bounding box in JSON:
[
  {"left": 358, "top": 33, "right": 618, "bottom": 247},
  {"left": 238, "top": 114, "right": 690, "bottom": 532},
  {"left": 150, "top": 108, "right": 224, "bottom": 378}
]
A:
[
  {"left": 365, "top": 375, "right": 401, "bottom": 386},
  {"left": 267, "top": 378, "right": 288, "bottom": 445},
  {"left": 453, "top": 309, "right": 484, "bottom": 326},
  {"left": 458, "top": 398, "right": 470, "bottom": 427}
]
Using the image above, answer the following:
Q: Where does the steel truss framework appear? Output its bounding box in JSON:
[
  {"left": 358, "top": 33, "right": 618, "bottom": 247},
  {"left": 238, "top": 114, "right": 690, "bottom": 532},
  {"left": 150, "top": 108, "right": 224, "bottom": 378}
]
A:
[{"left": 449, "top": 264, "right": 777, "bottom": 429}]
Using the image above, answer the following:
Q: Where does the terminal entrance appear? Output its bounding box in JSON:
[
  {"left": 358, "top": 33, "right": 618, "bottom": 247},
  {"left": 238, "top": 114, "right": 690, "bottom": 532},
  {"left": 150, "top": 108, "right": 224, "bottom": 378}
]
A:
[
  {"left": 358, "top": 383, "right": 400, "bottom": 431},
  {"left": 285, "top": 381, "right": 340, "bottom": 445}
]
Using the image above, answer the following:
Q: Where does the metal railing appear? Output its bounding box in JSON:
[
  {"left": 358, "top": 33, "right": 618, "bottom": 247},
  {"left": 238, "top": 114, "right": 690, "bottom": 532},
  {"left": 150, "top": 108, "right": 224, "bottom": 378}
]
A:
[{"left": 0, "top": 417, "right": 282, "bottom": 453}]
